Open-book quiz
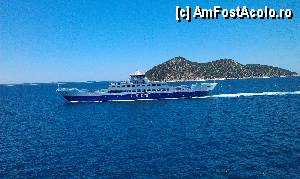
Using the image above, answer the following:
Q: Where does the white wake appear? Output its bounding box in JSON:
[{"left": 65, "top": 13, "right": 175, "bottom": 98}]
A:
[{"left": 209, "top": 91, "right": 300, "bottom": 98}]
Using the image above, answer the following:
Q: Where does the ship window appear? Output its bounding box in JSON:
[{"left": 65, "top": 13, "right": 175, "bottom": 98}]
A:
[
  {"left": 122, "top": 85, "right": 125, "bottom": 87},
  {"left": 142, "top": 89, "right": 146, "bottom": 92},
  {"left": 137, "top": 85, "right": 140, "bottom": 87},
  {"left": 112, "top": 86, "right": 115, "bottom": 88},
  {"left": 132, "top": 85, "right": 135, "bottom": 87},
  {"left": 157, "top": 84, "right": 161, "bottom": 86},
  {"left": 152, "top": 89, "right": 156, "bottom": 91},
  {"left": 152, "top": 84, "right": 156, "bottom": 86},
  {"left": 117, "top": 86, "right": 120, "bottom": 88},
  {"left": 147, "top": 89, "right": 151, "bottom": 91},
  {"left": 137, "top": 89, "right": 141, "bottom": 92},
  {"left": 111, "top": 90, "right": 123, "bottom": 93},
  {"left": 127, "top": 85, "right": 130, "bottom": 87},
  {"left": 147, "top": 84, "right": 151, "bottom": 86},
  {"left": 157, "top": 89, "right": 161, "bottom": 91},
  {"left": 162, "top": 89, "right": 166, "bottom": 91}
]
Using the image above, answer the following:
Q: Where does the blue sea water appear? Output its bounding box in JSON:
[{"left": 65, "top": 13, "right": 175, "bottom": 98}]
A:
[{"left": 0, "top": 77, "right": 300, "bottom": 178}]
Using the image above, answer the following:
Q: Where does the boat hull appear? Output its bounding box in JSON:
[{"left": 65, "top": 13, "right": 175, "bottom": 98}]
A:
[{"left": 61, "top": 91, "right": 209, "bottom": 102}]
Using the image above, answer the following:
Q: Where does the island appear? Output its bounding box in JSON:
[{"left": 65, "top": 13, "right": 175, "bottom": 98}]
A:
[{"left": 145, "top": 56, "right": 298, "bottom": 81}]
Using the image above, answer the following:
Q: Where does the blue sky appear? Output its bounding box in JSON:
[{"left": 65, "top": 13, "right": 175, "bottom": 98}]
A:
[{"left": 1, "top": 0, "right": 299, "bottom": 83}]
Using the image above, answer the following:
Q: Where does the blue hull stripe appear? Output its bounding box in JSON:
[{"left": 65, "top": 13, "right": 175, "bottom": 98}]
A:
[{"left": 63, "top": 91, "right": 209, "bottom": 102}]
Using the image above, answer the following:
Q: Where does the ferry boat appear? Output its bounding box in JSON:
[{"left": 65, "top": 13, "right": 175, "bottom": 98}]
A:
[{"left": 56, "top": 70, "right": 217, "bottom": 102}]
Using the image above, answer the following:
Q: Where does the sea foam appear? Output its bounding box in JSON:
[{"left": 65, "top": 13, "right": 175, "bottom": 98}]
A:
[{"left": 210, "top": 91, "right": 300, "bottom": 98}]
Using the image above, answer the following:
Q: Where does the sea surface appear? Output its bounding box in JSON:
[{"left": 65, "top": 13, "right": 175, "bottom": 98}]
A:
[{"left": 0, "top": 77, "right": 300, "bottom": 178}]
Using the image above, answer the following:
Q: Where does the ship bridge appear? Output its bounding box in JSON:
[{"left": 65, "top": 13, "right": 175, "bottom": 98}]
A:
[
  {"left": 107, "top": 70, "right": 169, "bottom": 93},
  {"left": 130, "top": 70, "right": 149, "bottom": 84}
]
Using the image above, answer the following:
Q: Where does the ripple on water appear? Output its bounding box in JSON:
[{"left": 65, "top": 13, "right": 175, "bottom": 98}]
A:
[{"left": 0, "top": 77, "right": 300, "bottom": 177}]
